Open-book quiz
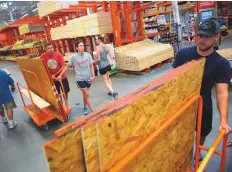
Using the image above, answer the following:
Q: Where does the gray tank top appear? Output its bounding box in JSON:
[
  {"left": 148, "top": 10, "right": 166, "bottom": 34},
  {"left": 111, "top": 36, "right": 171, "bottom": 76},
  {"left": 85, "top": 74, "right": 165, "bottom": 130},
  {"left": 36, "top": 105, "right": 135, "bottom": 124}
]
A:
[{"left": 98, "top": 46, "right": 110, "bottom": 69}]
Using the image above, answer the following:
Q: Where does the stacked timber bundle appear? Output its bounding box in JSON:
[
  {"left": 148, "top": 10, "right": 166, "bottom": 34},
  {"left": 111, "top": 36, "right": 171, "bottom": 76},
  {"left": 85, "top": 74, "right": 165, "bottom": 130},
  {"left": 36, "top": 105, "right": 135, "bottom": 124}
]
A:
[
  {"left": 50, "top": 12, "right": 113, "bottom": 40},
  {"left": 37, "top": 1, "right": 78, "bottom": 17},
  {"left": 64, "top": 52, "right": 76, "bottom": 62},
  {"left": 50, "top": 25, "right": 75, "bottom": 40},
  {"left": 115, "top": 39, "right": 174, "bottom": 71},
  {"left": 19, "top": 24, "right": 44, "bottom": 35},
  {"left": 43, "top": 58, "right": 205, "bottom": 172},
  {"left": 217, "top": 48, "right": 232, "bottom": 61}
]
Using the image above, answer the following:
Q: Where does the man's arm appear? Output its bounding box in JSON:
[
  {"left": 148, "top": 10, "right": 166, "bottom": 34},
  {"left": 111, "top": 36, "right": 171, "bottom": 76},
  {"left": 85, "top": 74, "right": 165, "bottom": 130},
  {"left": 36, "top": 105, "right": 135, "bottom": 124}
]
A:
[
  {"left": 52, "top": 54, "right": 66, "bottom": 78},
  {"left": 216, "top": 83, "right": 231, "bottom": 134},
  {"left": 57, "top": 64, "right": 69, "bottom": 80}
]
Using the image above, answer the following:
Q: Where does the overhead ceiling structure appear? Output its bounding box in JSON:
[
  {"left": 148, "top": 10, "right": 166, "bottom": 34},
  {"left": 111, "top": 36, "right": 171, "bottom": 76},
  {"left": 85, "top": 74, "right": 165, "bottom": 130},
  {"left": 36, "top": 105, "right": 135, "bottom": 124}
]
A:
[{"left": 0, "top": 1, "right": 39, "bottom": 26}]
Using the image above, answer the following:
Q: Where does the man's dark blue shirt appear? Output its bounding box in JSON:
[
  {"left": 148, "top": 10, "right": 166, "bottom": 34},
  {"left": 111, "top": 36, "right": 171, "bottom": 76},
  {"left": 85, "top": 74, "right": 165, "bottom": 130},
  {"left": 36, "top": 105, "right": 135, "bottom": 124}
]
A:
[{"left": 172, "top": 45, "right": 230, "bottom": 136}]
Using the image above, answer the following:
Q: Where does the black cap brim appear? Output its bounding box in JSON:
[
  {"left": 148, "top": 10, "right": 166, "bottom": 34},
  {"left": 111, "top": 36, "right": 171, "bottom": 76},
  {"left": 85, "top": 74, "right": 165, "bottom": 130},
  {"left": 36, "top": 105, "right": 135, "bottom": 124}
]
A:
[{"left": 197, "top": 30, "right": 216, "bottom": 37}]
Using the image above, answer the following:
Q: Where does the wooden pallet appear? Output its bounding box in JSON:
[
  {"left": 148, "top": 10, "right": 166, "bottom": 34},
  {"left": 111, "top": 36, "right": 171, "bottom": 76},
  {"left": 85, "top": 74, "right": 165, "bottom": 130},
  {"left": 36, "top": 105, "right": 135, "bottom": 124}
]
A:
[{"left": 119, "top": 58, "right": 173, "bottom": 75}]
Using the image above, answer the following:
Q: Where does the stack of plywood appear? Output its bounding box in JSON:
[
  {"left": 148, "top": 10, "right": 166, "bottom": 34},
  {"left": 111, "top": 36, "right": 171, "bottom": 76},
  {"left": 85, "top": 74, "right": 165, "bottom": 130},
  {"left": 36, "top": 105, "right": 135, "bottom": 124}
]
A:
[
  {"left": 50, "top": 12, "right": 112, "bottom": 40},
  {"left": 37, "top": 1, "right": 78, "bottom": 17},
  {"left": 43, "top": 59, "right": 205, "bottom": 172},
  {"left": 115, "top": 40, "right": 174, "bottom": 71},
  {"left": 19, "top": 24, "right": 44, "bottom": 35}
]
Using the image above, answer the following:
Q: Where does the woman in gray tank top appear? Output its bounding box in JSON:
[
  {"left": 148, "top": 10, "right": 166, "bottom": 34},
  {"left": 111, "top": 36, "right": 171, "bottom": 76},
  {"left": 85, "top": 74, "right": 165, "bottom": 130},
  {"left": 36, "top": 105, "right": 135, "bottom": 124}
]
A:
[{"left": 94, "top": 35, "right": 118, "bottom": 99}]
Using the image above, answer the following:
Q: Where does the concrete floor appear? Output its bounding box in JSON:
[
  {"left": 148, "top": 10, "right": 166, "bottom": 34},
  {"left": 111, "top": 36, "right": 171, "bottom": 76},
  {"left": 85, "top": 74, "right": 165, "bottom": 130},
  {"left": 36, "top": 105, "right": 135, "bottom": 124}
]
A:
[{"left": 0, "top": 37, "right": 232, "bottom": 172}]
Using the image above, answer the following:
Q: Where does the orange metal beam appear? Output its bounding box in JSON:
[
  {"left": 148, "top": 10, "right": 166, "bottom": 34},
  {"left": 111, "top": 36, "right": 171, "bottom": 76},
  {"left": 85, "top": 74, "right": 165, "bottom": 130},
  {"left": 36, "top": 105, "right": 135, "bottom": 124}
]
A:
[
  {"left": 109, "top": 1, "right": 121, "bottom": 46},
  {"left": 124, "top": 2, "right": 133, "bottom": 43}
]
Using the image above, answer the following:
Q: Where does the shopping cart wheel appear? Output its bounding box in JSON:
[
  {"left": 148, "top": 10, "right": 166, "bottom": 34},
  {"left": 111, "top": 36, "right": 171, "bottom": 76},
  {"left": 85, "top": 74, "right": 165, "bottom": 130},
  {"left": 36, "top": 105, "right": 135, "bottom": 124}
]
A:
[{"left": 42, "top": 124, "right": 49, "bottom": 131}]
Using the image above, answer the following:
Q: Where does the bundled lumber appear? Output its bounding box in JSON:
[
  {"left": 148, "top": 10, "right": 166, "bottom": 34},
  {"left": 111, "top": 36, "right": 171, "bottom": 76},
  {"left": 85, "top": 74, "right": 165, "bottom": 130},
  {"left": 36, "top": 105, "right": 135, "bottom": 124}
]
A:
[
  {"left": 50, "top": 12, "right": 112, "bottom": 40},
  {"left": 115, "top": 40, "right": 174, "bottom": 71},
  {"left": 37, "top": 1, "right": 78, "bottom": 17},
  {"left": 217, "top": 48, "right": 232, "bottom": 61},
  {"left": 0, "top": 55, "right": 16, "bottom": 61},
  {"left": 19, "top": 24, "right": 44, "bottom": 35},
  {"left": 43, "top": 59, "right": 205, "bottom": 172},
  {"left": 64, "top": 52, "right": 76, "bottom": 62}
]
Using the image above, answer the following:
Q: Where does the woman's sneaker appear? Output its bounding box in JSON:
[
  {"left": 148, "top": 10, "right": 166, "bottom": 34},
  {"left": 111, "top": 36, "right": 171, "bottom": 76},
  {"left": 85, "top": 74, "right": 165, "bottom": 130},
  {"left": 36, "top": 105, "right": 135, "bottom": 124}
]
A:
[
  {"left": 84, "top": 108, "right": 89, "bottom": 115},
  {"left": 2, "top": 116, "right": 8, "bottom": 124},
  {"left": 108, "top": 92, "right": 113, "bottom": 96},
  {"left": 8, "top": 120, "right": 17, "bottom": 129},
  {"left": 112, "top": 92, "right": 118, "bottom": 99}
]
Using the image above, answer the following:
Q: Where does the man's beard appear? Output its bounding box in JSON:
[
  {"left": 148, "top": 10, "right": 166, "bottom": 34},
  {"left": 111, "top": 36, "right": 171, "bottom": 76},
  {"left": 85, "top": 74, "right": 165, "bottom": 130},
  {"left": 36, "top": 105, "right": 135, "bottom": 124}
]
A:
[{"left": 197, "top": 42, "right": 215, "bottom": 51}]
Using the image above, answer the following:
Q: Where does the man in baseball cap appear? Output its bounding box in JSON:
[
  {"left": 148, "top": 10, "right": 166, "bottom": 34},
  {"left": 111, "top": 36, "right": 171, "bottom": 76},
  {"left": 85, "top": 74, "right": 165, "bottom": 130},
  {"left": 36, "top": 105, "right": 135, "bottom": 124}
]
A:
[{"left": 173, "top": 18, "right": 231, "bottom": 165}]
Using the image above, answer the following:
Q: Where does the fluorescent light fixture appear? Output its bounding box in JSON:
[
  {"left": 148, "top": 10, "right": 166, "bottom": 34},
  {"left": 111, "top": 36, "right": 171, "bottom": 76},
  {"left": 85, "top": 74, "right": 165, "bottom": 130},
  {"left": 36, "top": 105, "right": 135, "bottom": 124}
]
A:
[
  {"left": 21, "top": 13, "right": 28, "bottom": 18},
  {"left": 32, "top": 8, "right": 38, "bottom": 12}
]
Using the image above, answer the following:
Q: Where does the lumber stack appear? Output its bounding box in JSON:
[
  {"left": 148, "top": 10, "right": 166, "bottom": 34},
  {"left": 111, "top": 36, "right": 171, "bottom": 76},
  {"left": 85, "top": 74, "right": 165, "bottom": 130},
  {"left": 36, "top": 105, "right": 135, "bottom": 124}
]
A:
[
  {"left": 217, "top": 48, "right": 232, "bottom": 61},
  {"left": 64, "top": 52, "right": 76, "bottom": 62},
  {"left": 115, "top": 40, "right": 174, "bottom": 71},
  {"left": 19, "top": 24, "right": 44, "bottom": 35},
  {"left": 37, "top": 1, "right": 78, "bottom": 17},
  {"left": 43, "top": 58, "right": 205, "bottom": 172},
  {"left": 50, "top": 12, "right": 112, "bottom": 40}
]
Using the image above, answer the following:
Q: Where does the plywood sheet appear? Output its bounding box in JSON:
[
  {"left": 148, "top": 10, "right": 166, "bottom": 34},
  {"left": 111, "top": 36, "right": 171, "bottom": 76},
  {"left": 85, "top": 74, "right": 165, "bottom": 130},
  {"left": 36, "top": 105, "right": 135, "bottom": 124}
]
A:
[
  {"left": 81, "top": 125, "right": 100, "bottom": 172},
  {"left": 123, "top": 103, "right": 197, "bottom": 172},
  {"left": 43, "top": 129, "right": 86, "bottom": 172},
  {"left": 96, "top": 59, "right": 205, "bottom": 171},
  {"left": 16, "top": 58, "right": 65, "bottom": 122},
  {"left": 43, "top": 59, "right": 205, "bottom": 172}
]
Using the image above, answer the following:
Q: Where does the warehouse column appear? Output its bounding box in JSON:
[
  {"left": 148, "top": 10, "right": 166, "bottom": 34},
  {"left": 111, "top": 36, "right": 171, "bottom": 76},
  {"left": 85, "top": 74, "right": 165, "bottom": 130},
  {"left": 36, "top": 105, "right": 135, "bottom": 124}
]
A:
[
  {"left": 109, "top": 1, "right": 121, "bottom": 46},
  {"left": 172, "top": 1, "right": 182, "bottom": 47}
]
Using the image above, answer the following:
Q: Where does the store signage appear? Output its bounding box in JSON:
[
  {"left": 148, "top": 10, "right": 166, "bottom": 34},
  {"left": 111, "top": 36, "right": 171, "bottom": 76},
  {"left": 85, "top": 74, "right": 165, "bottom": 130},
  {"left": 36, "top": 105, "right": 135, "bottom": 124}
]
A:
[{"left": 199, "top": 1, "right": 215, "bottom": 9}]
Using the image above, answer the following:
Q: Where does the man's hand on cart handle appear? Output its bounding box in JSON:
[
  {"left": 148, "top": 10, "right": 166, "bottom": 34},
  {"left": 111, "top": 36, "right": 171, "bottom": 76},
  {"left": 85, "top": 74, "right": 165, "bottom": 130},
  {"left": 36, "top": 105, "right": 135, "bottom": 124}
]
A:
[
  {"left": 56, "top": 75, "right": 62, "bottom": 81},
  {"left": 219, "top": 122, "right": 232, "bottom": 134}
]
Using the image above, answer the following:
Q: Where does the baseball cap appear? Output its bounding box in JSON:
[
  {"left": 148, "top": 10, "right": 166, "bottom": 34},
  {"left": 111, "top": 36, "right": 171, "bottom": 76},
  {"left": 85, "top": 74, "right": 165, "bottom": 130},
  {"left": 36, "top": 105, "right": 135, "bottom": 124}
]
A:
[{"left": 197, "top": 19, "right": 220, "bottom": 37}]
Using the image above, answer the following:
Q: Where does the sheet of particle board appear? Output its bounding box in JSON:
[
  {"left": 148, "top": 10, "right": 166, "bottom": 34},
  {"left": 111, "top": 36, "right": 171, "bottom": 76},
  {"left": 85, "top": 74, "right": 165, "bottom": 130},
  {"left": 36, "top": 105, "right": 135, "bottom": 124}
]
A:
[
  {"left": 81, "top": 125, "right": 100, "bottom": 172},
  {"left": 16, "top": 58, "right": 65, "bottom": 122},
  {"left": 43, "top": 59, "right": 205, "bottom": 172},
  {"left": 43, "top": 129, "right": 86, "bottom": 172},
  {"left": 217, "top": 48, "right": 232, "bottom": 61},
  {"left": 96, "top": 59, "right": 205, "bottom": 171},
  {"left": 122, "top": 102, "right": 197, "bottom": 172}
]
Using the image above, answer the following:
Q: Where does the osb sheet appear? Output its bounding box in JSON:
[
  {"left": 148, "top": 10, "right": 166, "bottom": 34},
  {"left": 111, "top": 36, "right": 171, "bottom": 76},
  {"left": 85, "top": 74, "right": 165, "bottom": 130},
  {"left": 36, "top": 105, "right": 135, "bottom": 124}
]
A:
[
  {"left": 43, "top": 129, "right": 86, "bottom": 172},
  {"left": 123, "top": 103, "right": 197, "bottom": 172},
  {"left": 54, "top": 59, "right": 201, "bottom": 138},
  {"left": 96, "top": 59, "right": 205, "bottom": 171},
  {"left": 43, "top": 59, "right": 205, "bottom": 172},
  {"left": 16, "top": 58, "right": 64, "bottom": 122},
  {"left": 81, "top": 125, "right": 100, "bottom": 172}
]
